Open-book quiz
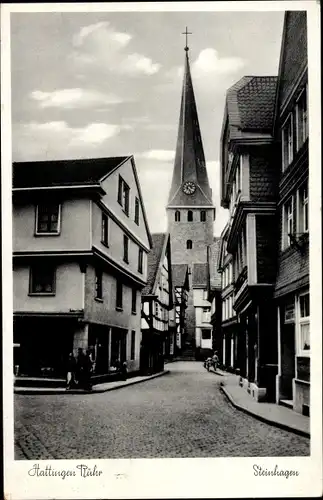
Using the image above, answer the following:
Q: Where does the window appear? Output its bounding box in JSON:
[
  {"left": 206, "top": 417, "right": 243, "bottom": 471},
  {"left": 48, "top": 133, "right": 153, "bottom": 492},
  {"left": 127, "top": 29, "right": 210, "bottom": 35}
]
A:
[
  {"left": 155, "top": 302, "right": 159, "bottom": 317},
  {"left": 30, "top": 264, "right": 55, "bottom": 294},
  {"left": 101, "top": 213, "right": 109, "bottom": 246},
  {"left": 95, "top": 269, "right": 103, "bottom": 300},
  {"left": 187, "top": 210, "right": 193, "bottom": 222},
  {"left": 296, "top": 86, "right": 308, "bottom": 150},
  {"left": 299, "top": 291, "right": 310, "bottom": 353},
  {"left": 175, "top": 210, "right": 181, "bottom": 222},
  {"left": 130, "top": 331, "right": 136, "bottom": 360},
  {"left": 117, "top": 175, "right": 130, "bottom": 215},
  {"left": 116, "top": 280, "right": 123, "bottom": 309},
  {"left": 203, "top": 308, "right": 210, "bottom": 323},
  {"left": 282, "top": 197, "right": 294, "bottom": 249},
  {"left": 134, "top": 197, "right": 140, "bottom": 225},
  {"left": 123, "top": 234, "right": 129, "bottom": 263},
  {"left": 202, "top": 329, "right": 211, "bottom": 340},
  {"left": 138, "top": 248, "right": 143, "bottom": 273},
  {"left": 284, "top": 300, "right": 295, "bottom": 323},
  {"left": 36, "top": 204, "right": 60, "bottom": 234},
  {"left": 235, "top": 161, "right": 241, "bottom": 195},
  {"left": 200, "top": 211, "right": 206, "bottom": 222},
  {"left": 186, "top": 239, "right": 192, "bottom": 250},
  {"left": 298, "top": 183, "right": 309, "bottom": 233},
  {"left": 282, "top": 114, "right": 294, "bottom": 171},
  {"left": 131, "top": 288, "right": 137, "bottom": 314}
]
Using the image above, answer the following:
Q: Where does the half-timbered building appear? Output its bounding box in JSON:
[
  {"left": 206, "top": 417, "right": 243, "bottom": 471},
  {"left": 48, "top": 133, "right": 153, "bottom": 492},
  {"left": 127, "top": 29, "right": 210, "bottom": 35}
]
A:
[{"left": 141, "top": 233, "right": 174, "bottom": 374}]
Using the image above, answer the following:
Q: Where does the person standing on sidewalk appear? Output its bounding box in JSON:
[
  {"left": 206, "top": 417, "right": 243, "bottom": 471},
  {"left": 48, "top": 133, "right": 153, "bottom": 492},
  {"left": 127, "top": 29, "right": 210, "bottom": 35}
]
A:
[
  {"left": 84, "top": 349, "right": 93, "bottom": 391},
  {"left": 75, "top": 348, "right": 86, "bottom": 388},
  {"left": 66, "top": 352, "right": 76, "bottom": 390}
]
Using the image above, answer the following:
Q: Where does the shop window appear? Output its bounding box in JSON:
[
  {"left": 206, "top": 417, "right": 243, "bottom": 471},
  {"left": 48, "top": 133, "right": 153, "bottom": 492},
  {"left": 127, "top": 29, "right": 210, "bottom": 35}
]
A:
[
  {"left": 282, "top": 114, "right": 294, "bottom": 171},
  {"left": 175, "top": 210, "right": 181, "bottom": 222},
  {"left": 131, "top": 331, "right": 136, "bottom": 360},
  {"left": 296, "top": 86, "right": 308, "bottom": 151},
  {"left": 298, "top": 291, "right": 310, "bottom": 354},
  {"left": 123, "top": 234, "right": 129, "bottom": 263},
  {"left": 186, "top": 239, "right": 192, "bottom": 250},
  {"left": 101, "top": 213, "right": 109, "bottom": 246},
  {"left": 29, "top": 264, "right": 56, "bottom": 295},
  {"left": 116, "top": 281, "right": 123, "bottom": 310},
  {"left": 117, "top": 175, "right": 130, "bottom": 215},
  {"left": 36, "top": 203, "right": 61, "bottom": 234},
  {"left": 95, "top": 269, "right": 103, "bottom": 300},
  {"left": 200, "top": 211, "right": 206, "bottom": 222},
  {"left": 134, "top": 197, "right": 140, "bottom": 225},
  {"left": 187, "top": 210, "right": 193, "bottom": 222}
]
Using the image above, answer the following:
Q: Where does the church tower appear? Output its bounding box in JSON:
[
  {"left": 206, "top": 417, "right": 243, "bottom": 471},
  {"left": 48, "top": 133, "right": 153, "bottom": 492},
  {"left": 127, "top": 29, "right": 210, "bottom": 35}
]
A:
[{"left": 167, "top": 33, "right": 215, "bottom": 347}]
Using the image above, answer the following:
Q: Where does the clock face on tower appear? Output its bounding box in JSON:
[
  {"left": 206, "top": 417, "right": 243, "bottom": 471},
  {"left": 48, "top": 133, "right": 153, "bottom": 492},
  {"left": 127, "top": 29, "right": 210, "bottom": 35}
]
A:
[{"left": 182, "top": 181, "right": 196, "bottom": 195}]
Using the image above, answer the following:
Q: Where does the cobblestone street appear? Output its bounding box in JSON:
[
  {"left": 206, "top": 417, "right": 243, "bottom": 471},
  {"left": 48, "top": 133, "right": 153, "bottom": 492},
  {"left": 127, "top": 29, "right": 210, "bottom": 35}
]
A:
[{"left": 14, "top": 362, "right": 309, "bottom": 459}]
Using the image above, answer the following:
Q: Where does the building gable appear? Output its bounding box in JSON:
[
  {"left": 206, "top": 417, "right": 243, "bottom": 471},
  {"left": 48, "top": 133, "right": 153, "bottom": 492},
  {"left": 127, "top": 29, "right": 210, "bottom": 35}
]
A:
[{"left": 99, "top": 156, "right": 152, "bottom": 251}]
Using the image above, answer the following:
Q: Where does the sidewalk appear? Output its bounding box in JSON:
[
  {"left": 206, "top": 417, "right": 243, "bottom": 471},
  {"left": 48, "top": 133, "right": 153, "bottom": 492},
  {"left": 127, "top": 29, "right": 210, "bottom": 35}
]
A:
[
  {"left": 220, "top": 374, "right": 310, "bottom": 438},
  {"left": 14, "top": 370, "right": 170, "bottom": 395}
]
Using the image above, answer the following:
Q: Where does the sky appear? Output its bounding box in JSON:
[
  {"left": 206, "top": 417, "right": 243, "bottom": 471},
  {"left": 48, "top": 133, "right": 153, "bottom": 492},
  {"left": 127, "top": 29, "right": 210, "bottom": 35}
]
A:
[{"left": 11, "top": 10, "right": 284, "bottom": 236}]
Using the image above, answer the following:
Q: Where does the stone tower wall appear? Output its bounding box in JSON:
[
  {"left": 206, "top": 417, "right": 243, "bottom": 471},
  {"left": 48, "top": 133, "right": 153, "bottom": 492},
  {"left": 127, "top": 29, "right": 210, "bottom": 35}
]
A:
[{"left": 167, "top": 207, "right": 214, "bottom": 265}]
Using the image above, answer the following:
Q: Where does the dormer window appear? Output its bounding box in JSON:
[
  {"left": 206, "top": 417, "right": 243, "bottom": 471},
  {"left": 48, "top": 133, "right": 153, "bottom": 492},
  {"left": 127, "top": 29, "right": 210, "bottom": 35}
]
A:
[
  {"left": 36, "top": 203, "right": 61, "bottom": 235},
  {"left": 175, "top": 210, "right": 181, "bottom": 222}
]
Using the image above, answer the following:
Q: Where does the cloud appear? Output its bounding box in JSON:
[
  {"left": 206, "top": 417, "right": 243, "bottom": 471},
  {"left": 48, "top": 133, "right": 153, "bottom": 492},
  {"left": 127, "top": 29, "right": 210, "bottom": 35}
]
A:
[
  {"left": 30, "top": 88, "right": 124, "bottom": 109},
  {"left": 71, "top": 21, "right": 160, "bottom": 77},
  {"left": 193, "top": 48, "right": 245, "bottom": 77},
  {"left": 138, "top": 149, "right": 175, "bottom": 161},
  {"left": 158, "top": 48, "right": 246, "bottom": 93},
  {"left": 73, "top": 21, "right": 132, "bottom": 49},
  {"left": 13, "top": 121, "right": 123, "bottom": 161}
]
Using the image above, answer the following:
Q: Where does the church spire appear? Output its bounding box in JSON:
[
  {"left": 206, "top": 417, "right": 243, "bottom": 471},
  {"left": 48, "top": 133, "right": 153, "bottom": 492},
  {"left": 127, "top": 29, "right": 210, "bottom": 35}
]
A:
[{"left": 167, "top": 36, "right": 213, "bottom": 207}]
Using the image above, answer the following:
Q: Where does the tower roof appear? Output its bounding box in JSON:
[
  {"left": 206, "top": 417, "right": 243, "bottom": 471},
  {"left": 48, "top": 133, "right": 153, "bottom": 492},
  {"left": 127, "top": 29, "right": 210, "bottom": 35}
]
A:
[{"left": 167, "top": 49, "right": 213, "bottom": 207}]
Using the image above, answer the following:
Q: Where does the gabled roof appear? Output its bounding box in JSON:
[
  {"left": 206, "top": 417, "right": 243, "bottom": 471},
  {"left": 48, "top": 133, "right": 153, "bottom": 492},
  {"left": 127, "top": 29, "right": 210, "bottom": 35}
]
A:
[
  {"left": 225, "top": 76, "right": 278, "bottom": 139},
  {"left": 273, "top": 11, "right": 307, "bottom": 133},
  {"left": 209, "top": 238, "right": 222, "bottom": 290},
  {"left": 13, "top": 157, "right": 129, "bottom": 188},
  {"left": 167, "top": 49, "right": 213, "bottom": 207},
  {"left": 142, "top": 232, "right": 171, "bottom": 296},
  {"left": 172, "top": 264, "right": 189, "bottom": 288},
  {"left": 192, "top": 263, "right": 208, "bottom": 288}
]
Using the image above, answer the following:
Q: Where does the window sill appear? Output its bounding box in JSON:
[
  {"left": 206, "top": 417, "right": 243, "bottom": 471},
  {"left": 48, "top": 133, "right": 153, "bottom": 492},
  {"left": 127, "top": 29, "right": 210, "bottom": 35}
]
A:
[
  {"left": 297, "top": 351, "right": 310, "bottom": 357},
  {"left": 34, "top": 232, "right": 60, "bottom": 237},
  {"left": 116, "top": 306, "right": 123, "bottom": 312},
  {"left": 101, "top": 241, "right": 109, "bottom": 248},
  {"left": 28, "top": 292, "right": 56, "bottom": 296},
  {"left": 123, "top": 259, "right": 129, "bottom": 264},
  {"left": 95, "top": 297, "right": 104, "bottom": 303},
  {"left": 131, "top": 311, "right": 137, "bottom": 315}
]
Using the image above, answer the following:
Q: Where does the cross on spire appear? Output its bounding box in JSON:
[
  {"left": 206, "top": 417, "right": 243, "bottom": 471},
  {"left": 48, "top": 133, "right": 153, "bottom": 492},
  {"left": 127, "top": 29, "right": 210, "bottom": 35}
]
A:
[{"left": 182, "top": 26, "right": 192, "bottom": 52}]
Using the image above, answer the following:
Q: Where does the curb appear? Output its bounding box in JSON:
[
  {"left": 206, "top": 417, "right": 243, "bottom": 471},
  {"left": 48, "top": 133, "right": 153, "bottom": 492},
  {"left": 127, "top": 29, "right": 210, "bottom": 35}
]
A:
[
  {"left": 220, "top": 385, "right": 310, "bottom": 439},
  {"left": 14, "top": 370, "right": 170, "bottom": 396}
]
